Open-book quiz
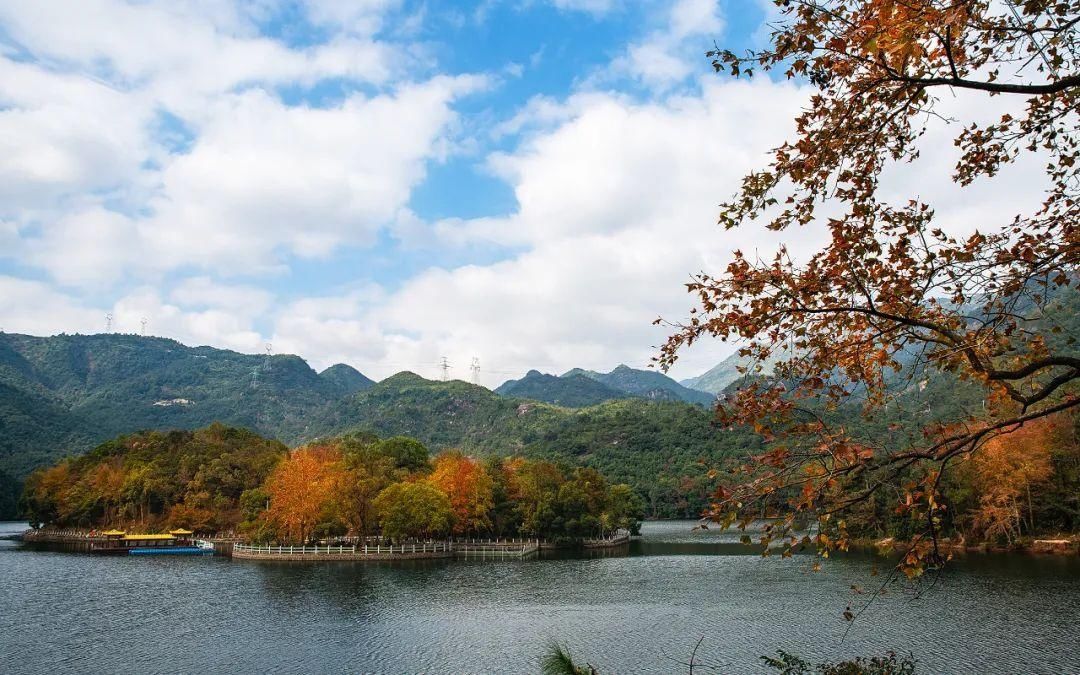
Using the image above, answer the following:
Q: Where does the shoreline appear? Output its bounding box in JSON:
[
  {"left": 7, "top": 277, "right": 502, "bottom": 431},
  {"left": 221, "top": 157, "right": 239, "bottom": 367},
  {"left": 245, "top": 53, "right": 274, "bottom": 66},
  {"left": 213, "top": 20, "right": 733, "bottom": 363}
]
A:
[
  {"left": 851, "top": 536, "right": 1080, "bottom": 557},
  {"left": 16, "top": 528, "right": 631, "bottom": 562}
]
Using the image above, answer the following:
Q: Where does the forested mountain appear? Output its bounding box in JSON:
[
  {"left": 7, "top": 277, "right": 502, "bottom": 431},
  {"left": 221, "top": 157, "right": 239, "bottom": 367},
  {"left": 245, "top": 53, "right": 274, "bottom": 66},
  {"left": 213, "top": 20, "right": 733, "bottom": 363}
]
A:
[
  {"left": 8, "top": 290, "right": 1073, "bottom": 526},
  {"left": 494, "top": 370, "right": 630, "bottom": 407},
  {"left": 318, "top": 363, "right": 374, "bottom": 396},
  {"left": 315, "top": 372, "right": 753, "bottom": 516},
  {"left": 0, "top": 332, "right": 368, "bottom": 479},
  {"left": 563, "top": 364, "right": 715, "bottom": 405},
  {"left": 680, "top": 351, "right": 786, "bottom": 394},
  {"left": 0, "top": 336, "right": 758, "bottom": 519},
  {"left": 0, "top": 469, "right": 18, "bottom": 520}
]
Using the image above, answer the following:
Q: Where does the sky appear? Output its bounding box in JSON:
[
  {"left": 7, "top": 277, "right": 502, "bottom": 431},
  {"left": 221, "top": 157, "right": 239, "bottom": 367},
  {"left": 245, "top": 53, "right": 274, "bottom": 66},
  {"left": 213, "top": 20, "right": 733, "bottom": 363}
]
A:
[{"left": 0, "top": 0, "right": 1049, "bottom": 386}]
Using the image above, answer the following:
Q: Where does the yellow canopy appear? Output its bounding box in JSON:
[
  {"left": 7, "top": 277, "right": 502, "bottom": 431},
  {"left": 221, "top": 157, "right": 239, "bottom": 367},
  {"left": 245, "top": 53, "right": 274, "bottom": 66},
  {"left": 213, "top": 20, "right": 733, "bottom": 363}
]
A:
[
  {"left": 101, "top": 529, "right": 126, "bottom": 536},
  {"left": 168, "top": 529, "right": 194, "bottom": 535},
  {"left": 124, "top": 533, "right": 175, "bottom": 540}
]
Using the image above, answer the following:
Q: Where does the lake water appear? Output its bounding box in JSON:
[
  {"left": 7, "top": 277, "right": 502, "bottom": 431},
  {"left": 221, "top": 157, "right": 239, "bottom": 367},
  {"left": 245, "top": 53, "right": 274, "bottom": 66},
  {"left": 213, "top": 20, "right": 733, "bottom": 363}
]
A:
[{"left": 2, "top": 520, "right": 1078, "bottom": 674}]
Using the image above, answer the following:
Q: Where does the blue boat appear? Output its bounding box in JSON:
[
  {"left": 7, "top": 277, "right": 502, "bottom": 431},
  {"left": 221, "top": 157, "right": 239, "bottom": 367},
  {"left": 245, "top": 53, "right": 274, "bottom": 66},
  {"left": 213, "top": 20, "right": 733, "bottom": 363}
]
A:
[
  {"left": 129, "top": 546, "right": 212, "bottom": 556},
  {"left": 90, "top": 529, "right": 213, "bottom": 556}
]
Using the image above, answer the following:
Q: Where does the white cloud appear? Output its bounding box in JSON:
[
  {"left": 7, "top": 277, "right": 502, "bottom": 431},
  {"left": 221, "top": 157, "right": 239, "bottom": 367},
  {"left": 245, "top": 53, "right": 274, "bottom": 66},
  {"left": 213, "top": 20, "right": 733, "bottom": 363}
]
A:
[
  {"left": 22, "top": 207, "right": 141, "bottom": 287},
  {"left": 669, "top": 0, "right": 723, "bottom": 39},
  {"left": 549, "top": 0, "right": 616, "bottom": 15},
  {"left": 141, "top": 76, "right": 485, "bottom": 275},
  {"left": 0, "top": 0, "right": 1058, "bottom": 391},
  {"left": 610, "top": 0, "right": 724, "bottom": 90},
  {"left": 0, "top": 277, "right": 104, "bottom": 335},
  {"left": 0, "top": 1, "right": 398, "bottom": 110},
  {"left": 0, "top": 59, "right": 154, "bottom": 214},
  {"left": 112, "top": 286, "right": 267, "bottom": 351},
  {"left": 302, "top": 0, "right": 402, "bottom": 34},
  {"left": 0, "top": 0, "right": 487, "bottom": 284},
  {"left": 170, "top": 276, "right": 274, "bottom": 317},
  {"left": 269, "top": 77, "right": 812, "bottom": 382}
]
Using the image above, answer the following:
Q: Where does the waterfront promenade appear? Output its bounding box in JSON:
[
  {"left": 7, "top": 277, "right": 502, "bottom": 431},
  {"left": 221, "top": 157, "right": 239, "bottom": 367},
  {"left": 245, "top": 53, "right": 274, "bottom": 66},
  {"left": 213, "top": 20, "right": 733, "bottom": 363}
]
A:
[{"left": 22, "top": 527, "right": 631, "bottom": 561}]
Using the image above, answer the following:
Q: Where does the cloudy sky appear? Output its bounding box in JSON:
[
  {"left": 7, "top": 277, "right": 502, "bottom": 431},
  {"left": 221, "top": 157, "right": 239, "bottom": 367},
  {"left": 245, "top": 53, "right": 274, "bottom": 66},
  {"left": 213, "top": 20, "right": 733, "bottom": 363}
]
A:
[{"left": 0, "top": 0, "right": 1046, "bottom": 386}]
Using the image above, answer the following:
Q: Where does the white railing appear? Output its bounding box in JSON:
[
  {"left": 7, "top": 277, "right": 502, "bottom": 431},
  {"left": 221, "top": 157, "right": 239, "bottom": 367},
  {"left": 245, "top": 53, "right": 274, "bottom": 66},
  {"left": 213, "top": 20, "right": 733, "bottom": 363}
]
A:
[
  {"left": 582, "top": 529, "right": 631, "bottom": 546},
  {"left": 232, "top": 538, "right": 544, "bottom": 558},
  {"left": 233, "top": 541, "right": 452, "bottom": 556}
]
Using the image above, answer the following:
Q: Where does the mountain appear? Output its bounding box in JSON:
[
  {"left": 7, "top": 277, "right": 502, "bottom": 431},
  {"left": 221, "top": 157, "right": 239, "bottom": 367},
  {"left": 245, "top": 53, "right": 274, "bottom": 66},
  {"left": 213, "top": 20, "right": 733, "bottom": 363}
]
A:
[
  {"left": 0, "top": 469, "right": 19, "bottom": 520},
  {"left": 681, "top": 351, "right": 783, "bottom": 394},
  {"left": 313, "top": 372, "right": 756, "bottom": 517},
  {"left": 319, "top": 363, "right": 375, "bottom": 396},
  {"left": 564, "top": 364, "right": 715, "bottom": 406},
  {"left": 0, "top": 332, "right": 374, "bottom": 479},
  {"left": 0, "top": 333, "right": 757, "bottom": 518},
  {"left": 495, "top": 370, "right": 630, "bottom": 407}
]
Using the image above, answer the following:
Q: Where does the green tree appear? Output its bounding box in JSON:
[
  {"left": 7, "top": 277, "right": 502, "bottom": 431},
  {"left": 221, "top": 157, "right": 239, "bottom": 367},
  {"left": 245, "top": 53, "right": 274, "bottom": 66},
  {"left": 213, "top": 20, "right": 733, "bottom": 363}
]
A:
[
  {"left": 517, "top": 461, "right": 565, "bottom": 538},
  {"left": 373, "top": 481, "right": 453, "bottom": 541},
  {"left": 605, "top": 484, "right": 645, "bottom": 535},
  {"left": 376, "top": 436, "right": 430, "bottom": 472}
]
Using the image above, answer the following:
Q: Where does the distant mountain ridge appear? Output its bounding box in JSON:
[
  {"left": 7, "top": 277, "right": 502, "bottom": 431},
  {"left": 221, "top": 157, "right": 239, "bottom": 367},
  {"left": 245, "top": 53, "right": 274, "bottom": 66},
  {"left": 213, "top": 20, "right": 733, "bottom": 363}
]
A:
[
  {"left": 564, "top": 364, "right": 715, "bottom": 406},
  {"left": 680, "top": 351, "right": 784, "bottom": 394},
  {"left": 0, "top": 333, "right": 750, "bottom": 520},
  {"left": 494, "top": 370, "right": 631, "bottom": 407},
  {"left": 319, "top": 363, "right": 375, "bottom": 395},
  {"left": 0, "top": 332, "right": 373, "bottom": 479},
  {"left": 495, "top": 364, "right": 713, "bottom": 408}
]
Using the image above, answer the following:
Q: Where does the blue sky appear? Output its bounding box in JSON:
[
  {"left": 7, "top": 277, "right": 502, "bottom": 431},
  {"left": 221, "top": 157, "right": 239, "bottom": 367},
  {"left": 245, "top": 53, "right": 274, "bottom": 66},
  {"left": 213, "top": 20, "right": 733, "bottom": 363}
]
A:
[{"left": 0, "top": 1, "right": 1031, "bottom": 385}]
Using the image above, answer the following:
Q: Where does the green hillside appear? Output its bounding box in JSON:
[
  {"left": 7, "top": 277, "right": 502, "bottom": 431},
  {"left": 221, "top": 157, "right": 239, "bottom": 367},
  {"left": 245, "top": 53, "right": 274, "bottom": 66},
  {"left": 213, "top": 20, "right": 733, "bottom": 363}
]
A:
[
  {"left": 0, "top": 332, "right": 366, "bottom": 478},
  {"left": 0, "top": 335, "right": 762, "bottom": 520},
  {"left": 317, "top": 372, "right": 756, "bottom": 517},
  {"left": 495, "top": 370, "right": 630, "bottom": 407},
  {"left": 318, "top": 363, "right": 375, "bottom": 396},
  {"left": 566, "top": 364, "right": 715, "bottom": 406}
]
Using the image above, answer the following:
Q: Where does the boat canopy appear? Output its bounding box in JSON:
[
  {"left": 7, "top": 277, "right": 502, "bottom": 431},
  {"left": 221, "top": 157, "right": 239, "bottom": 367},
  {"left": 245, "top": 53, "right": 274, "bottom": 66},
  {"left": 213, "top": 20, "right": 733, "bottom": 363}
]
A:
[
  {"left": 123, "top": 533, "right": 175, "bottom": 540},
  {"left": 101, "top": 529, "right": 126, "bottom": 536},
  {"left": 168, "top": 529, "right": 194, "bottom": 535}
]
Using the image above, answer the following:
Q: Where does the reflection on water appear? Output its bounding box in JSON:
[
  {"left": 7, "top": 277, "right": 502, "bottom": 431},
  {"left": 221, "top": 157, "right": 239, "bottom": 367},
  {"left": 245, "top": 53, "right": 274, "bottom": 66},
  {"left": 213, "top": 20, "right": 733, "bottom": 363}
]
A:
[{"left": 1, "top": 520, "right": 1078, "bottom": 674}]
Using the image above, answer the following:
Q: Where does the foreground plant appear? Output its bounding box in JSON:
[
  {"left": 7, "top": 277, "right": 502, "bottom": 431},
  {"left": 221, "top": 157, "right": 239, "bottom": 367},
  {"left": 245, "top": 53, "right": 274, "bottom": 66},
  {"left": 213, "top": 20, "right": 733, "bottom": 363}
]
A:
[
  {"left": 658, "top": 0, "right": 1080, "bottom": 576},
  {"left": 541, "top": 643, "right": 596, "bottom": 675},
  {"left": 763, "top": 650, "right": 917, "bottom": 675},
  {"left": 541, "top": 643, "right": 917, "bottom": 674}
]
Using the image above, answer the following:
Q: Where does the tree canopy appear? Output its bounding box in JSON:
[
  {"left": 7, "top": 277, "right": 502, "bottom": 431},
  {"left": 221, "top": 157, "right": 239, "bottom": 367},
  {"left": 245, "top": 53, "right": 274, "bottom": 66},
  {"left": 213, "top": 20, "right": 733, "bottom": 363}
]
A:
[
  {"left": 21, "top": 425, "right": 645, "bottom": 545},
  {"left": 659, "top": 0, "right": 1080, "bottom": 576}
]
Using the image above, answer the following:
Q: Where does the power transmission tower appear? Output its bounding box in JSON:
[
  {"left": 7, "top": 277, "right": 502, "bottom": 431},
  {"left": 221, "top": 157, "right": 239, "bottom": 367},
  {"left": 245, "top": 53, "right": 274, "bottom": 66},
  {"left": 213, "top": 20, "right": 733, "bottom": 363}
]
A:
[
  {"left": 140, "top": 317, "right": 148, "bottom": 336},
  {"left": 250, "top": 365, "right": 259, "bottom": 389},
  {"left": 104, "top": 313, "right": 113, "bottom": 332},
  {"left": 440, "top": 356, "right": 450, "bottom": 381},
  {"left": 264, "top": 343, "right": 273, "bottom": 372},
  {"left": 470, "top": 357, "right": 480, "bottom": 384}
]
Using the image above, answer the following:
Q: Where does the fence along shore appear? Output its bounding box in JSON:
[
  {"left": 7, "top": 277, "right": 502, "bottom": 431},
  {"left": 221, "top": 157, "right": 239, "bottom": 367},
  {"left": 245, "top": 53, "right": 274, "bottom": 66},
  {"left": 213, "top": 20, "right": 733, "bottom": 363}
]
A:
[{"left": 21, "top": 528, "right": 631, "bottom": 561}]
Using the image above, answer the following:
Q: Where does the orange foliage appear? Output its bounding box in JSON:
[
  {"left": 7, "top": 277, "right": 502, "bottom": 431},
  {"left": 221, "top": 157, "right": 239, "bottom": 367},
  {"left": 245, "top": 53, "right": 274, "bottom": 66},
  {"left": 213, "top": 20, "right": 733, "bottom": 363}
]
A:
[
  {"left": 428, "top": 451, "right": 493, "bottom": 535},
  {"left": 264, "top": 445, "right": 347, "bottom": 543},
  {"left": 967, "top": 418, "right": 1057, "bottom": 544},
  {"left": 167, "top": 503, "right": 216, "bottom": 532},
  {"left": 500, "top": 457, "right": 525, "bottom": 503}
]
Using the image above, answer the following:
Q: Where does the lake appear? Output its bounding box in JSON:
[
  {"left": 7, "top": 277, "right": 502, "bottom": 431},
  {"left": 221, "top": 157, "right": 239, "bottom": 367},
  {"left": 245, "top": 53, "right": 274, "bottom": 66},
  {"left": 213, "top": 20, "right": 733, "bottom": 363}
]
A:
[{"left": 2, "top": 520, "right": 1078, "bottom": 674}]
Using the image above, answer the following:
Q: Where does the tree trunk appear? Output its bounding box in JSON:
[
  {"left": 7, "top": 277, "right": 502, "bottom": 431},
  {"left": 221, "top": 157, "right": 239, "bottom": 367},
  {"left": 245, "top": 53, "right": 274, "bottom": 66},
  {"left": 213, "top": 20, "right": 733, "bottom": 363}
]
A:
[{"left": 1026, "top": 482, "right": 1035, "bottom": 535}]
